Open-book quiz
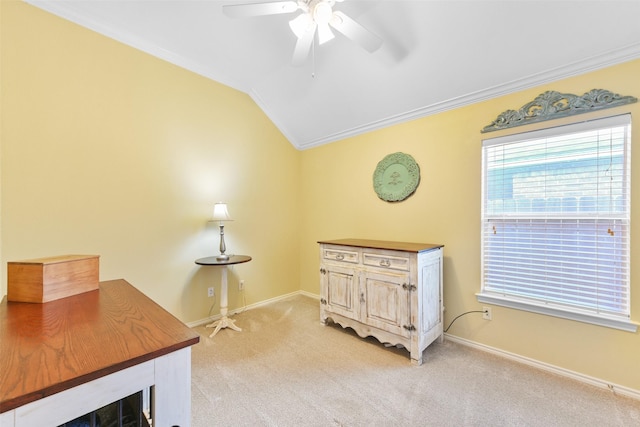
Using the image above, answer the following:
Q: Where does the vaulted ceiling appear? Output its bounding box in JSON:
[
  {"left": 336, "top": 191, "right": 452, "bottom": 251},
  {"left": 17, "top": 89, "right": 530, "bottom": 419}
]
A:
[{"left": 26, "top": 1, "right": 640, "bottom": 149}]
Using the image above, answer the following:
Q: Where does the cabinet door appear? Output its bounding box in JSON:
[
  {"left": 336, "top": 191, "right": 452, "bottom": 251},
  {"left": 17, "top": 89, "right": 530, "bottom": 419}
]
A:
[
  {"left": 321, "top": 263, "right": 359, "bottom": 320},
  {"left": 360, "top": 270, "right": 411, "bottom": 338}
]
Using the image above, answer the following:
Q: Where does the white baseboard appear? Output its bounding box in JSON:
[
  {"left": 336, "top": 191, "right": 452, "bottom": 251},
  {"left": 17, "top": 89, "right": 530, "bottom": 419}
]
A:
[
  {"left": 444, "top": 334, "right": 640, "bottom": 401},
  {"left": 298, "top": 290, "right": 320, "bottom": 300},
  {"left": 186, "top": 290, "right": 318, "bottom": 328}
]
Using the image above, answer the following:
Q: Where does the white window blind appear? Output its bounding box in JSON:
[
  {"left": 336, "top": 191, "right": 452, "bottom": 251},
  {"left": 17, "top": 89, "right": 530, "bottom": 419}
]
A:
[{"left": 479, "top": 114, "right": 635, "bottom": 331}]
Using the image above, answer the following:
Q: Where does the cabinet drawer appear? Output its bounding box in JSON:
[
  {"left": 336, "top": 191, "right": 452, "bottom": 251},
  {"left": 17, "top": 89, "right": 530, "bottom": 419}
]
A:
[
  {"left": 363, "top": 252, "right": 410, "bottom": 271},
  {"left": 322, "top": 248, "right": 359, "bottom": 264}
]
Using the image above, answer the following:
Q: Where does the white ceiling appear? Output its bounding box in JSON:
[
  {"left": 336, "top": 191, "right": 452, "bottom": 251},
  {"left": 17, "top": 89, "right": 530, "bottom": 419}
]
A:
[{"left": 26, "top": 0, "right": 640, "bottom": 150}]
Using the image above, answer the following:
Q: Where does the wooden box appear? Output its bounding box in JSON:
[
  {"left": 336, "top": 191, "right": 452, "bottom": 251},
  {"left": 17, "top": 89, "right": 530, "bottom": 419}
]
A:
[{"left": 7, "top": 255, "right": 100, "bottom": 303}]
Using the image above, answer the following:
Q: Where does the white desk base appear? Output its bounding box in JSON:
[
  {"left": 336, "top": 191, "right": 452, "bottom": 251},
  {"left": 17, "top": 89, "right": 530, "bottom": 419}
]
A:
[{"left": 1, "top": 347, "right": 192, "bottom": 427}]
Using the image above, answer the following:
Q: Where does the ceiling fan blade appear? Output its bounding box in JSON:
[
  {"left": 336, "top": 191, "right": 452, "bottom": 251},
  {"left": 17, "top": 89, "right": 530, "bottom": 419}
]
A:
[
  {"left": 223, "top": 1, "right": 299, "bottom": 18},
  {"left": 317, "top": 22, "right": 335, "bottom": 45},
  {"left": 330, "top": 11, "right": 382, "bottom": 53},
  {"left": 292, "top": 23, "right": 316, "bottom": 67}
]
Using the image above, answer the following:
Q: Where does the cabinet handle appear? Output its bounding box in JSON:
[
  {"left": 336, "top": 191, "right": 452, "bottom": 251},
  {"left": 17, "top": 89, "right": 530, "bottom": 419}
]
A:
[
  {"left": 403, "top": 324, "right": 416, "bottom": 331},
  {"left": 336, "top": 253, "right": 345, "bottom": 260},
  {"left": 360, "top": 292, "right": 365, "bottom": 303},
  {"left": 402, "top": 283, "right": 417, "bottom": 291},
  {"left": 379, "top": 259, "right": 391, "bottom": 267},
  {"left": 320, "top": 298, "right": 327, "bottom": 305}
]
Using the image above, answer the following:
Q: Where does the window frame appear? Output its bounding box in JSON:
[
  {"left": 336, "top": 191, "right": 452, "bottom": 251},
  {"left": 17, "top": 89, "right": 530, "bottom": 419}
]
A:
[{"left": 477, "top": 114, "right": 637, "bottom": 332}]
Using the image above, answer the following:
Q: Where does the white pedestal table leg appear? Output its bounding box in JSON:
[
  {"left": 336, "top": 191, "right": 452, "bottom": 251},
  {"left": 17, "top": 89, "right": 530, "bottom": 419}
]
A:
[{"left": 205, "top": 266, "right": 242, "bottom": 338}]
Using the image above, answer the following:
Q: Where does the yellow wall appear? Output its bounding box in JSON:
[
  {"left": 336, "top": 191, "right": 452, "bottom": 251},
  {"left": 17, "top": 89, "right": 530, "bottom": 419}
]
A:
[
  {"left": 1, "top": 1, "right": 301, "bottom": 323},
  {"left": 299, "top": 60, "right": 640, "bottom": 391},
  {"left": 3, "top": 0, "right": 640, "bottom": 393}
]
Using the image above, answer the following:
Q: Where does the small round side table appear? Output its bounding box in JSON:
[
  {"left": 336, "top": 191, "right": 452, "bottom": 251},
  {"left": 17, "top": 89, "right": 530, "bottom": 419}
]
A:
[{"left": 195, "top": 255, "right": 252, "bottom": 338}]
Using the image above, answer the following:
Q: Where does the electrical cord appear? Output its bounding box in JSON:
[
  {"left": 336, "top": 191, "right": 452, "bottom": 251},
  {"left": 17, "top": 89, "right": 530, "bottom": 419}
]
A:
[
  {"left": 208, "top": 295, "right": 217, "bottom": 318},
  {"left": 444, "top": 310, "right": 486, "bottom": 333}
]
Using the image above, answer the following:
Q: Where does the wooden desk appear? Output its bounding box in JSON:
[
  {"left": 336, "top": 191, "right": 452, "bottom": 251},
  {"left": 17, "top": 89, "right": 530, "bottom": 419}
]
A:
[{"left": 0, "top": 279, "right": 200, "bottom": 426}]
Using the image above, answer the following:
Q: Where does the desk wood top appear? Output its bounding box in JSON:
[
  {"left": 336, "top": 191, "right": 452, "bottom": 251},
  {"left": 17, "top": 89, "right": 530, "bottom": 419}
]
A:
[{"left": 0, "top": 279, "right": 200, "bottom": 413}]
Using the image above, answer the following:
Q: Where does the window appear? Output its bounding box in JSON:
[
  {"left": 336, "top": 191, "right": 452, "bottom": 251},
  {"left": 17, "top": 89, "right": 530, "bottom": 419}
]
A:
[{"left": 477, "top": 114, "right": 636, "bottom": 332}]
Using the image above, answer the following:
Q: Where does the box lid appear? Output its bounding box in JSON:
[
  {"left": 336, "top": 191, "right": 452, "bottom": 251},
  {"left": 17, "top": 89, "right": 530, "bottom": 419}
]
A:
[{"left": 9, "top": 254, "right": 99, "bottom": 265}]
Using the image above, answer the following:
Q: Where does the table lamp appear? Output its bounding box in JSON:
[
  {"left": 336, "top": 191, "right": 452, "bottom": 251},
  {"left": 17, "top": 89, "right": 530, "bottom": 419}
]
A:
[{"left": 212, "top": 202, "right": 233, "bottom": 260}]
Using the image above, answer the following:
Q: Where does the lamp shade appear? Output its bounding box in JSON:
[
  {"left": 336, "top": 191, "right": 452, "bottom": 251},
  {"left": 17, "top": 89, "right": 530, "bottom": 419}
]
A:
[{"left": 212, "top": 203, "right": 232, "bottom": 222}]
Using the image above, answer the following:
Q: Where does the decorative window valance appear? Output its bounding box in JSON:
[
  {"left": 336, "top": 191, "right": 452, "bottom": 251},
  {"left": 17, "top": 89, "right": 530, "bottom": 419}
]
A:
[{"left": 481, "top": 89, "right": 637, "bottom": 133}]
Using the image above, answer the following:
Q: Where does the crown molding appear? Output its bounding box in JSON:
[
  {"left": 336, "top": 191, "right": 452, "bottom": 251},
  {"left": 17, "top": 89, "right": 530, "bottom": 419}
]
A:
[
  {"left": 24, "top": 0, "right": 247, "bottom": 93},
  {"left": 293, "top": 41, "right": 640, "bottom": 150}
]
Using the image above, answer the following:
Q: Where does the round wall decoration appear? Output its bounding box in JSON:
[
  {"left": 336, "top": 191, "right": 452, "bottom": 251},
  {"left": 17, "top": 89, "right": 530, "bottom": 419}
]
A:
[{"left": 373, "top": 152, "right": 420, "bottom": 202}]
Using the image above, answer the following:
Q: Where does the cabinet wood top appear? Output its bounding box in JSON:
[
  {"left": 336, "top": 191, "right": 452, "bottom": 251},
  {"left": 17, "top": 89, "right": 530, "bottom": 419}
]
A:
[
  {"left": 318, "top": 239, "right": 443, "bottom": 253},
  {"left": 0, "top": 279, "right": 200, "bottom": 413}
]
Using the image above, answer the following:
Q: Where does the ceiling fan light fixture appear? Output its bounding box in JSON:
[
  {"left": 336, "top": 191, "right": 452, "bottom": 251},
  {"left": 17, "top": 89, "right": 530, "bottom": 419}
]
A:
[
  {"left": 289, "top": 13, "right": 314, "bottom": 39},
  {"left": 313, "top": 1, "right": 333, "bottom": 25},
  {"left": 329, "top": 12, "right": 342, "bottom": 27},
  {"left": 227, "top": 0, "right": 381, "bottom": 65}
]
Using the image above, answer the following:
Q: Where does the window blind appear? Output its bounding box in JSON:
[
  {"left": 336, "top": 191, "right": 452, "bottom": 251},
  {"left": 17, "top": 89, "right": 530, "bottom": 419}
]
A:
[{"left": 480, "top": 114, "right": 631, "bottom": 325}]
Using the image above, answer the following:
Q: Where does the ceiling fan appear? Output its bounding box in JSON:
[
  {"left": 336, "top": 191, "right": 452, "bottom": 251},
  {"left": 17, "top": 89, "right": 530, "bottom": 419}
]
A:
[{"left": 223, "top": 0, "right": 383, "bottom": 66}]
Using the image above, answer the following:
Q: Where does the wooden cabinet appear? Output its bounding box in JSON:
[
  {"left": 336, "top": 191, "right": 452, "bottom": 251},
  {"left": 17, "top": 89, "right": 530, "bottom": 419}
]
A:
[{"left": 319, "top": 239, "right": 444, "bottom": 365}]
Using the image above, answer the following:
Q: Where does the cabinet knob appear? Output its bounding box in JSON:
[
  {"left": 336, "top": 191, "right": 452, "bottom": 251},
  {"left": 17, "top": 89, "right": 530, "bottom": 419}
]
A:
[{"left": 336, "top": 254, "right": 345, "bottom": 260}]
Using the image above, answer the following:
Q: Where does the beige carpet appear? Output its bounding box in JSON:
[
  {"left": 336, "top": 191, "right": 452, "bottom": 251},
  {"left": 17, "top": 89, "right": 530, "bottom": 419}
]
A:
[{"left": 190, "top": 295, "right": 640, "bottom": 426}]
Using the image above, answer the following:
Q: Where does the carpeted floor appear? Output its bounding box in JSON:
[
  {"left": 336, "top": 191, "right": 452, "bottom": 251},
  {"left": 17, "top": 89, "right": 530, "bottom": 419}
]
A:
[{"left": 190, "top": 294, "right": 640, "bottom": 426}]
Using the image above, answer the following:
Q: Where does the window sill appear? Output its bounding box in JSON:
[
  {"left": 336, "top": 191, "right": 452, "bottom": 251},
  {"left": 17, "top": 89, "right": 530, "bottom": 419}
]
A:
[{"left": 476, "top": 292, "right": 638, "bottom": 333}]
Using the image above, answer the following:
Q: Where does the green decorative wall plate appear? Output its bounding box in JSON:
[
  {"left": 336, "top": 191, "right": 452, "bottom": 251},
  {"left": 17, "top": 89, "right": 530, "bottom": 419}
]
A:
[{"left": 373, "top": 152, "right": 420, "bottom": 202}]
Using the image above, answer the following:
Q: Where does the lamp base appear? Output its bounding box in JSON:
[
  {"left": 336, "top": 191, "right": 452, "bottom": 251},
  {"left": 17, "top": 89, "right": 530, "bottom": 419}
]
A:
[{"left": 216, "top": 254, "right": 230, "bottom": 261}]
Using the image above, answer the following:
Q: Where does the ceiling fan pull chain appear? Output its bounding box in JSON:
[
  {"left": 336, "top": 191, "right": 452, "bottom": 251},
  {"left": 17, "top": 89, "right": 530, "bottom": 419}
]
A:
[{"left": 311, "top": 34, "right": 316, "bottom": 78}]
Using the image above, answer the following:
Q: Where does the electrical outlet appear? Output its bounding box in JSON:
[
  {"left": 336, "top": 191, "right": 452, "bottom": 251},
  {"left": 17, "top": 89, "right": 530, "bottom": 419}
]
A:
[
  {"left": 482, "top": 306, "right": 492, "bottom": 320},
  {"left": 208, "top": 287, "right": 214, "bottom": 298},
  {"left": 239, "top": 280, "right": 245, "bottom": 291}
]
